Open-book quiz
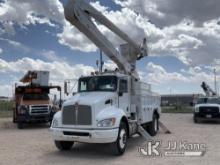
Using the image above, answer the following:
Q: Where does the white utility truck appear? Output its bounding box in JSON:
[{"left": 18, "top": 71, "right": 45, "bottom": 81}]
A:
[
  {"left": 194, "top": 82, "right": 220, "bottom": 123},
  {"left": 50, "top": 0, "right": 164, "bottom": 155}
]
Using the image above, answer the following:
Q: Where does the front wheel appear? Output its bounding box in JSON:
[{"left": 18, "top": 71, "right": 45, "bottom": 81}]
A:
[
  {"left": 110, "top": 122, "right": 128, "bottom": 156},
  {"left": 17, "top": 122, "right": 24, "bottom": 129},
  {"left": 193, "top": 115, "right": 199, "bottom": 123},
  {"left": 55, "top": 141, "right": 74, "bottom": 150},
  {"left": 147, "top": 113, "right": 158, "bottom": 136}
]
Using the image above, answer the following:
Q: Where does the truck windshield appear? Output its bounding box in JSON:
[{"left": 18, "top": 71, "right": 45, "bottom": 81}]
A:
[
  {"left": 23, "top": 94, "right": 49, "bottom": 100},
  {"left": 78, "top": 76, "right": 117, "bottom": 92},
  {"left": 197, "top": 98, "right": 220, "bottom": 104}
]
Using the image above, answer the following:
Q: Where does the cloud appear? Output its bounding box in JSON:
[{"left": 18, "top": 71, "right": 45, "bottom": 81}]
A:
[
  {"left": 0, "top": 84, "right": 11, "bottom": 97},
  {"left": 57, "top": 1, "right": 164, "bottom": 53},
  {"left": 111, "top": 0, "right": 220, "bottom": 66},
  {"left": 114, "top": 0, "right": 220, "bottom": 27},
  {"left": 0, "top": 48, "right": 2, "bottom": 54},
  {"left": 40, "top": 50, "right": 66, "bottom": 62},
  {"left": 57, "top": 22, "right": 97, "bottom": 52},
  {"left": 0, "top": 57, "right": 94, "bottom": 80},
  {"left": 0, "top": 57, "right": 96, "bottom": 96},
  {"left": 145, "top": 62, "right": 189, "bottom": 84},
  {"left": 0, "top": 38, "right": 30, "bottom": 53},
  {"left": 152, "top": 19, "right": 220, "bottom": 66},
  {"left": 144, "top": 62, "right": 214, "bottom": 85},
  {"left": 0, "top": 57, "right": 219, "bottom": 96},
  {"left": 0, "top": 0, "right": 64, "bottom": 35},
  {"left": 141, "top": 62, "right": 219, "bottom": 94},
  {"left": 0, "top": 0, "right": 219, "bottom": 78},
  {"left": 59, "top": 1, "right": 220, "bottom": 67},
  {"left": 103, "top": 60, "right": 117, "bottom": 70}
]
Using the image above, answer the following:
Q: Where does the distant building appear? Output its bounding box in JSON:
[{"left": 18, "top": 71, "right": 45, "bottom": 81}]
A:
[
  {"left": 0, "top": 96, "right": 10, "bottom": 101},
  {"left": 161, "top": 94, "right": 203, "bottom": 106}
]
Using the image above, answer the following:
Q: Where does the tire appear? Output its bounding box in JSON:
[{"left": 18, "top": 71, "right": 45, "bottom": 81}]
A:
[
  {"left": 17, "top": 122, "right": 24, "bottom": 129},
  {"left": 13, "top": 111, "right": 16, "bottom": 123},
  {"left": 194, "top": 115, "right": 199, "bottom": 123},
  {"left": 110, "top": 122, "right": 128, "bottom": 156},
  {"left": 55, "top": 141, "right": 74, "bottom": 150},
  {"left": 147, "top": 113, "right": 158, "bottom": 136},
  {"left": 49, "top": 121, "right": 52, "bottom": 127}
]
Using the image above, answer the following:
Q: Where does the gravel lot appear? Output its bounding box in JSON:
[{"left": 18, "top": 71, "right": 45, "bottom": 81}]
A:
[{"left": 0, "top": 114, "right": 220, "bottom": 165}]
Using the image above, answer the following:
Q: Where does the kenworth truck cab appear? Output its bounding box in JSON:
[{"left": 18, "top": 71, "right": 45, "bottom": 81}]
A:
[
  {"left": 50, "top": 0, "right": 163, "bottom": 155},
  {"left": 51, "top": 72, "right": 161, "bottom": 155},
  {"left": 194, "top": 97, "right": 220, "bottom": 123}
]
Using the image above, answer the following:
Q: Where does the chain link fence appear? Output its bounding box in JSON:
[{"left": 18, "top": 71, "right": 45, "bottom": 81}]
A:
[{"left": 0, "top": 100, "right": 13, "bottom": 117}]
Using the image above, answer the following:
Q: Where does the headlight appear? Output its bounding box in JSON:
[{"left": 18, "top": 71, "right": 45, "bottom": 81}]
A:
[
  {"left": 19, "top": 105, "right": 29, "bottom": 114},
  {"left": 195, "top": 107, "right": 200, "bottom": 113},
  {"left": 52, "top": 118, "right": 59, "bottom": 127},
  {"left": 97, "top": 118, "right": 116, "bottom": 127}
]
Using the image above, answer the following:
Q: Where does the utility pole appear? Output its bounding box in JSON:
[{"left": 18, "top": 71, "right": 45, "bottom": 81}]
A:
[
  {"left": 100, "top": 50, "right": 103, "bottom": 73},
  {"left": 214, "top": 68, "right": 217, "bottom": 94}
]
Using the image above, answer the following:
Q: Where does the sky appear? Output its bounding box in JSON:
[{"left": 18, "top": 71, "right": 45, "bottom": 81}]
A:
[{"left": 0, "top": 0, "right": 220, "bottom": 97}]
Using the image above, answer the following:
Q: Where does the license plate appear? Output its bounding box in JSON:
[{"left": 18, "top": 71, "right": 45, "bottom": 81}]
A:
[{"left": 206, "top": 114, "right": 212, "bottom": 118}]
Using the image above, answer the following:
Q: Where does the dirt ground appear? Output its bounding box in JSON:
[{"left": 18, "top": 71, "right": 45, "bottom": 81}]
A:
[{"left": 0, "top": 114, "right": 219, "bottom": 165}]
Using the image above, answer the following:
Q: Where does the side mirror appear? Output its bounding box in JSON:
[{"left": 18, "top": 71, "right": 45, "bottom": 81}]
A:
[
  {"left": 64, "top": 81, "right": 69, "bottom": 95},
  {"left": 190, "top": 102, "right": 194, "bottom": 107}
]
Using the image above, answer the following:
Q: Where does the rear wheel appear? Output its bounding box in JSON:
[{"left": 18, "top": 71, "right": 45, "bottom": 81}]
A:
[
  {"left": 55, "top": 141, "right": 74, "bottom": 150},
  {"left": 110, "top": 122, "right": 128, "bottom": 156},
  {"left": 147, "top": 113, "right": 158, "bottom": 136}
]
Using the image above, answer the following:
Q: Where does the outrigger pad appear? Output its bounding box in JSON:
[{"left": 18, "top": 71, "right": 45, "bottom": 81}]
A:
[
  {"left": 138, "top": 125, "right": 152, "bottom": 140},
  {"left": 159, "top": 121, "right": 171, "bottom": 134}
]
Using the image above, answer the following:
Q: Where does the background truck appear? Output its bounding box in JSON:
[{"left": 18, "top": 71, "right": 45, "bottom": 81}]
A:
[
  {"left": 194, "top": 82, "right": 220, "bottom": 123},
  {"left": 13, "top": 70, "right": 61, "bottom": 129},
  {"left": 50, "top": 0, "right": 170, "bottom": 156}
]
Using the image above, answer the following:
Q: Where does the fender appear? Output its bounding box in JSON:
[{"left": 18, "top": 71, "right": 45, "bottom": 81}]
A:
[
  {"left": 96, "top": 106, "right": 127, "bottom": 128},
  {"left": 51, "top": 111, "right": 62, "bottom": 127},
  {"left": 53, "top": 111, "right": 62, "bottom": 119}
]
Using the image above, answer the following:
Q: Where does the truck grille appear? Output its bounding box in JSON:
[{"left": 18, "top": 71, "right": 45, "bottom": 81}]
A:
[
  {"left": 62, "top": 105, "right": 92, "bottom": 125},
  {"left": 199, "top": 107, "right": 219, "bottom": 114},
  {"left": 29, "top": 105, "right": 50, "bottom": 115}
]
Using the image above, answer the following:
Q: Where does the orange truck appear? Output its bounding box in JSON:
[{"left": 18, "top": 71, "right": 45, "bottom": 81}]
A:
[{"left": 13, "top": 71, "right": 61, "bottom": 129}]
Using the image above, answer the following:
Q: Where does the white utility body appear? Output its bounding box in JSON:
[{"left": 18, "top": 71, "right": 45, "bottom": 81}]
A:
[{"left": 51, "top": 0, "right": 164, "bottom": 155}]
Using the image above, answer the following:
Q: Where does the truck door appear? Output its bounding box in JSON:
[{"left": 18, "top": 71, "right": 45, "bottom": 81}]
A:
[{"left": 118, "top": 79, "right": 130, "bottom": 115}]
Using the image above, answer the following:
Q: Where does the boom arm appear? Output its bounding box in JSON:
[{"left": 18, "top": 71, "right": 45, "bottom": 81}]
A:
[
  {"left": 64, "top": 0, "right": 147, "bottom": 78},
  {"left": 201, "top": 82, "right": 216, "bottom": 97}
]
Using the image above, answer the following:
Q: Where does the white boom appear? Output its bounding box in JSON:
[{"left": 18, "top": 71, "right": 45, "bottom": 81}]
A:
[
  {"left": 201, "top": 81, "right": 217, "bottom": 97},
  {"left": 64, "top": 0, "right": 147, "bottom": 78}
]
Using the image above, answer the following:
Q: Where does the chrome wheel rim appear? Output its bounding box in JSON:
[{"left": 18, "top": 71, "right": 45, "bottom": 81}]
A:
[
  {"left": 119, "top": 129, "right": 126, "bottom": 149},
  {"left": 154, "top": 118, "right": 158, "bottom": 132}
]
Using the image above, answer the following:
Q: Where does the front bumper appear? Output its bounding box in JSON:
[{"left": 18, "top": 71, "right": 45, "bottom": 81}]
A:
[
  {"left": 194, "top": 112, "right": 220, "bottom": 120},
  {"left": 50, "top": 127, "right": 119, "bottom": 143},
  {"left": 17, "top": 111, "right": 55, "bottom": 123}
]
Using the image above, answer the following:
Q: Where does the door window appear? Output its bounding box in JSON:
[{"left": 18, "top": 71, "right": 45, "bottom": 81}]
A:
[{"left": 119, "top": 79, "right": 128, "bottom": 93}]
